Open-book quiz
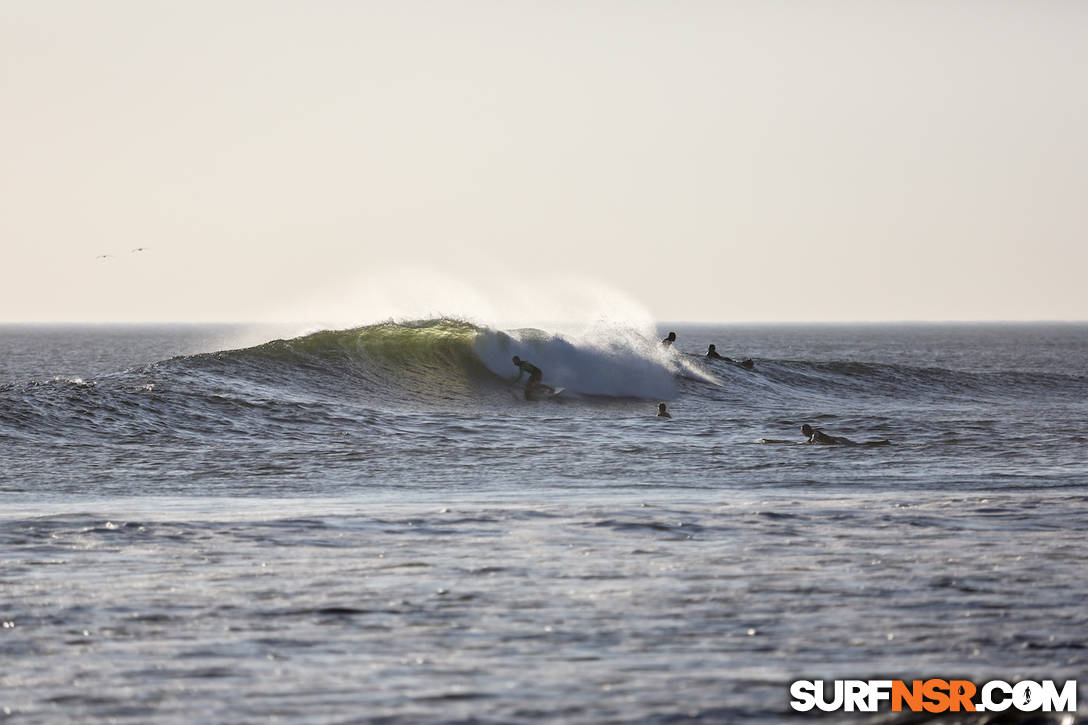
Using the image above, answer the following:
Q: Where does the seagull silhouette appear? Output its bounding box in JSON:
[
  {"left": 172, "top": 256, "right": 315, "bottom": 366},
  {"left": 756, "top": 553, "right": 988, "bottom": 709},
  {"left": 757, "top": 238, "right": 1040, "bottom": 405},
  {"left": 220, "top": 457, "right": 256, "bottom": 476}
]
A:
[
  {"left": 131, "top": 247, "right": 150, "bottom": 253},
  {"left": 95, "top": 254, "right": 114, "bottom": 260}
]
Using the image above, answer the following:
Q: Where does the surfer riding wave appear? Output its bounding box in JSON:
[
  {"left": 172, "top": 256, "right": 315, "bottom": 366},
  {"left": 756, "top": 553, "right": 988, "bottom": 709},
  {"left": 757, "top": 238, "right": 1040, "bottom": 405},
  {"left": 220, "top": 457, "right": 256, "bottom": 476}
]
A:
[{"left": 512, "top": 356, "right": 555, "bottom": 400}]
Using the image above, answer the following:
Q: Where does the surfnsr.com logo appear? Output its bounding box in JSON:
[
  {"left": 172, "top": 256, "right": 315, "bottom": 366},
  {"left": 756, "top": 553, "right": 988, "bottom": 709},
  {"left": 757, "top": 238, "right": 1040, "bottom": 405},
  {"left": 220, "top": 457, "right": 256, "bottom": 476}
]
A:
[{"left": 789, "top": 679, "right": 1077, "bottom": 713}]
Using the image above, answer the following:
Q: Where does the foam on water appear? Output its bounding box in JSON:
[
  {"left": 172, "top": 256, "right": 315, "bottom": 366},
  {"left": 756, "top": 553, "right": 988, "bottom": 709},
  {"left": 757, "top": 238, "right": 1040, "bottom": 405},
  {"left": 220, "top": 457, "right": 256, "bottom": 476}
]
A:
[{"left": 473, "top": 324, "right": 688, "bottom": 400}]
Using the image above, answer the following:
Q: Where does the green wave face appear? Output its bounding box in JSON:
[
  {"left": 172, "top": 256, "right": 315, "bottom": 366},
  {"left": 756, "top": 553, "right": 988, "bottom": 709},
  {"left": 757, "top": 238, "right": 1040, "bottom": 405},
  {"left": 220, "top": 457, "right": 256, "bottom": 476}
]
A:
[{"left": 206, "top": 318, "right": 505, "bottom": 407}]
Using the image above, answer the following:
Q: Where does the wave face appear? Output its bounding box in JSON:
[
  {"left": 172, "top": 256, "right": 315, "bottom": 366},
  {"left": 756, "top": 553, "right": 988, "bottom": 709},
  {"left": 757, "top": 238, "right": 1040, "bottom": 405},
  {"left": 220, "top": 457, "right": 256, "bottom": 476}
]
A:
[
  {"left": 3, "top": 320, "right": 1087, "bottom": 497},
  {"left": 197, "top": 319, "right": 501, "bottom": 406},
  {"left": 690, "top": 355, "right": 1088, "bottom": 407},
  {"left": 194, "top": 318, "right": 685, "bottom": 404}
]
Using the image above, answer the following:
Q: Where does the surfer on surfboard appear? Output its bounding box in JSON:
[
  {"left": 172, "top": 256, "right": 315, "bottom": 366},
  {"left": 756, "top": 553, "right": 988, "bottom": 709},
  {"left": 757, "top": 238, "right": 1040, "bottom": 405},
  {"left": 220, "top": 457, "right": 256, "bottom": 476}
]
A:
[
  {"left": 512, "top": 356, "right": 554, "bottom": 400},
  {"left": 801, "top": 423, "right": 853, "bottom": 445},
  {"left": 706, "top": 344, "right": 755, "bottom": 369},
  {"left": 801, "top": 424, "right": 890, "bottom": 446}
]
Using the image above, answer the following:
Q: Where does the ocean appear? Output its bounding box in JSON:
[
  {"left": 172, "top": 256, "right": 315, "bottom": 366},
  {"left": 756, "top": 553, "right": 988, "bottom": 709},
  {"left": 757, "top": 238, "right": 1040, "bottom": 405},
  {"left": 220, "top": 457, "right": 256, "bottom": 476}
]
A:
[{"left": 1, "top": 321, "right": 1086, "bottom": 723}]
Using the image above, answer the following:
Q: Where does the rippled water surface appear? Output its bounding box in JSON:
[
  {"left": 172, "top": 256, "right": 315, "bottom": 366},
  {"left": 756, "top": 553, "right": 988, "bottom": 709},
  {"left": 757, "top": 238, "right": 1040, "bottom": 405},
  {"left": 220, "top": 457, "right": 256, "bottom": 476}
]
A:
[{"left": 1, "top": 323, "right": 1086, "bottom": 723}]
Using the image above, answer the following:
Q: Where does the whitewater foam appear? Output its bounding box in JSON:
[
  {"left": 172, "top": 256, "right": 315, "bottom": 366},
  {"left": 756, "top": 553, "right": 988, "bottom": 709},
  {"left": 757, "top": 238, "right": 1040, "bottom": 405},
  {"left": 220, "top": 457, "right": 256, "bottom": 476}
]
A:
[{"left": 473, "top": 325, "right": 687, "bottom": 400}]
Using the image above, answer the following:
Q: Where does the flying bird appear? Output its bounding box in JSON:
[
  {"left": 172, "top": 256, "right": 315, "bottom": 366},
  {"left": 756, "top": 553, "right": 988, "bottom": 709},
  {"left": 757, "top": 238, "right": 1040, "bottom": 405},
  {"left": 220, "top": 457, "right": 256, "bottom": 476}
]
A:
[
  {"left": 131, "top": 247, "right": 150, "bottom": 253},
  {"left": 95, "top": 254, "right": 114, "bottom": 260}
]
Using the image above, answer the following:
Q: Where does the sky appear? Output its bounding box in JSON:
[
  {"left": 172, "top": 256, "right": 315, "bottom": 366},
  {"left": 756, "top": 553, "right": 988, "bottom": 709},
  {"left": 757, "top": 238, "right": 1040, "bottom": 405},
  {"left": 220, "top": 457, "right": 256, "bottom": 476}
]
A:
[{"left": 2, "top": 0, "right": 1086, "bottom": 324}]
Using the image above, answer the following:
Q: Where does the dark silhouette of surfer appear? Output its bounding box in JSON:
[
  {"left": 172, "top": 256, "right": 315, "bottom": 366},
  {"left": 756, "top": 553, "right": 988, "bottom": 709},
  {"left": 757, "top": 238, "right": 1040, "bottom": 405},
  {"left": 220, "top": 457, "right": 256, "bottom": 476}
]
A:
[
  {"left": 512, "top": 355, "right": 542, "bottom": 384},
  {"left": 657, "top": 403, "right": 671, "bottom": 418},
  {"left": 801, "top": 424, "right": 853, "bottom": 445},
  {"left": 801, "top": 424, "right": 890, "bottom": 446},
  {"left": 512, "top": 356, "right": 552, "bottom": 400},
  {"left": 662, "top": 332, "right": 676, "bottom": 347},
  {"left": 706, "top": 344, "right": 755, "bottom": 369}
]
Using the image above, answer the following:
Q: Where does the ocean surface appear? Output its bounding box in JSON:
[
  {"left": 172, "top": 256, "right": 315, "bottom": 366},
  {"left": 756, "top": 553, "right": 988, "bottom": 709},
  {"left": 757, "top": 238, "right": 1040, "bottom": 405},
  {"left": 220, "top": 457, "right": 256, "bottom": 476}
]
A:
[{"left": 1, "top": 321, "right": 1086, "bottom": 723}]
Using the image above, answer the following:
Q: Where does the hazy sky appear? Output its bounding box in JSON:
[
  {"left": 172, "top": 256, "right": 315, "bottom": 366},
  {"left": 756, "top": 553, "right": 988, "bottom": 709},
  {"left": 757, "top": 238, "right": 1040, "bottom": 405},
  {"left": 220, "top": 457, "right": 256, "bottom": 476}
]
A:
[{"left": 3, "top": 1, "right": 1086, "bottom": 324}]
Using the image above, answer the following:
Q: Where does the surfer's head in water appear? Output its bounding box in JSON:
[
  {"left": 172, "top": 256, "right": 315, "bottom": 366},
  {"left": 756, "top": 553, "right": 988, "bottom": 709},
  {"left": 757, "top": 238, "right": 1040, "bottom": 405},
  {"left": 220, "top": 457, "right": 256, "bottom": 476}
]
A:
[
  {"left": 658, "top": 403, "right": 671, "bottom": 418},
  {"left": 662, "top": 332, "right": 676, "bottom": 347},
  {"left": 801, "top": 424, "right": 814, "bottom": 437}
]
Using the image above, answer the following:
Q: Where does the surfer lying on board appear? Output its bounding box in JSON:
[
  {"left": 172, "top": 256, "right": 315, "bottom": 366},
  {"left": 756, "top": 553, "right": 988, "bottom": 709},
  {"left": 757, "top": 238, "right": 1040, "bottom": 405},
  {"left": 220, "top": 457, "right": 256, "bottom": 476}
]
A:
[
  {"left": 801, "top": 424, "right": 891, "bottom": 446},
  {"left": 801, "top": 424, "right": 853, "bottom": 445},
  {"left": 706, "top": 344, "right": 728, "bottom": 360},
  {"left": 706, "top": 345, "right": 755, "bottom": 369}
]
